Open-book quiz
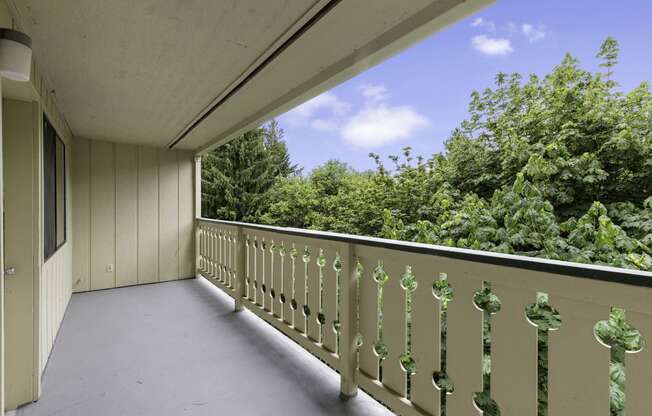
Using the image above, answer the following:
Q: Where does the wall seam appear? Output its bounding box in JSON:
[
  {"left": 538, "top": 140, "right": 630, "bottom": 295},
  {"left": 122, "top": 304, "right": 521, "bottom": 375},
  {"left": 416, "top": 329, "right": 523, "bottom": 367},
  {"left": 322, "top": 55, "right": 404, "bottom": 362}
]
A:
[
  {"left": 136, "top": 146, "right": 140, "bottom": 284},
  {"left": 113, "top": 142, "right": 117, "bottom": 288},
  {"left": 176, "top": 151, "right": 180, "bottom": 280},
  {"left": 177, "top": 151, "right": 180, "bottom": 279},
  {"left": 157, "top": 149, "right": 160, "bottom": 282},
  {"left": 88, "top": 140, "right": 92, "bottom": 291}
]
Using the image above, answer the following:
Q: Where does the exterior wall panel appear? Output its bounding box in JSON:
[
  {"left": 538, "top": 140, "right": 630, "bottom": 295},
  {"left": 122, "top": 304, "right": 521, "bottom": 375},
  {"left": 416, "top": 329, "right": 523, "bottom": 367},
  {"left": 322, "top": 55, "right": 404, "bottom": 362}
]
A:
[
  {"left": 3, "top": 96, "right": 73, "bottom": 408},
  {"left": 90, "top": 141, "right": 116, "bottom": 290},
  {"left": 137, "top": 147, "right": 159, "bottom": 284},
  {"left": 3, "top": 99, "right": 37, "bottom": 409},
  {"left": 115, "top": 143, "right": 138, "bottom": 287},
  {"left": 72, "top": 137, "right": 194, "bottom": 292},
  {"left": 178, "top": 152, "right": 195, "bottom": 279},
  {"left": 39, "top": 67, "right": 75, "bottom": 395},
  {"left": 71, "top": 138, "right": 90, "bottom": 292},
  {"left": 158, "top": 149, "right": 179, "bottom": 282}
]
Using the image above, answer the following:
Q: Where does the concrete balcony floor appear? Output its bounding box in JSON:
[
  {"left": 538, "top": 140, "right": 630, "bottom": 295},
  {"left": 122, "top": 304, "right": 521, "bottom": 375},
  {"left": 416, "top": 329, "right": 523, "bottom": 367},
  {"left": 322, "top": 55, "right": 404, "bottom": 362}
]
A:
[{"left": 13, "top": 278, "right": 392, "bottom": 416}]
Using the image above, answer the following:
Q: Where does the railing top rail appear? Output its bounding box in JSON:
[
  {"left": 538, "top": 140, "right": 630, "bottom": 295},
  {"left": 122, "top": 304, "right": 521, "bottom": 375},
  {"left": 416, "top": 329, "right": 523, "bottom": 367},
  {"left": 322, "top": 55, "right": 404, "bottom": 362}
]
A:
[{"left": 197, "top": 217, "right": 652, "bottom": 288}]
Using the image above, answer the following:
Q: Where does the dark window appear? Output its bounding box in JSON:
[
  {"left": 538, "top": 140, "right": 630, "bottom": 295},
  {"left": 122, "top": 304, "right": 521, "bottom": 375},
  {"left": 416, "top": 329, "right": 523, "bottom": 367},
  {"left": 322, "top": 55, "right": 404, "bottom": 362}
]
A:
[{"left": 43, "top": 116, "right": 66, "bottom": 260}]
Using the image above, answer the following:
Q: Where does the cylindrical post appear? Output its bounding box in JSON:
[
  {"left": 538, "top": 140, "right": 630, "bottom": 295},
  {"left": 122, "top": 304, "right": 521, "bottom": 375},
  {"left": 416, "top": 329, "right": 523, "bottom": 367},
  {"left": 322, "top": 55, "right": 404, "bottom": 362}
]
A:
[
  {"left": 339, "top": 242, "right": 358, "bottom": 400},
  {"left": 234, "top": 226, "right": 246, "bottom": 312}
]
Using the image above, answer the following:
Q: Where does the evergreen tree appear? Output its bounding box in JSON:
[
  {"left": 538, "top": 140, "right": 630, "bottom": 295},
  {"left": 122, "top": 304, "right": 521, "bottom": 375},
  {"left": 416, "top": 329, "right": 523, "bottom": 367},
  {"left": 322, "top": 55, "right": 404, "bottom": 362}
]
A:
[{"left": 201, "top": 120, "right": 297, "bottom": 221}]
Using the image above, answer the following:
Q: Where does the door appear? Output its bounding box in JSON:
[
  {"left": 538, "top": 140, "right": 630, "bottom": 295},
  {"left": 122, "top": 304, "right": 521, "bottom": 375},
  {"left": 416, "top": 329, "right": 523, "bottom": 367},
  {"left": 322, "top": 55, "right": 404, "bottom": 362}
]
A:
[{"left": 3, "top": 99, "right": 37, "bottom": 410}]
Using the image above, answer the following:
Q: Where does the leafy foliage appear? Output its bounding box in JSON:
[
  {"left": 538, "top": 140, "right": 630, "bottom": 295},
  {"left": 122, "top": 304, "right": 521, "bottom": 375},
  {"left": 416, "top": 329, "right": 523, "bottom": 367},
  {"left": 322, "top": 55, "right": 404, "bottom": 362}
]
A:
[{"left": 202, "top": 39, "right": 651, "bottom": 416}]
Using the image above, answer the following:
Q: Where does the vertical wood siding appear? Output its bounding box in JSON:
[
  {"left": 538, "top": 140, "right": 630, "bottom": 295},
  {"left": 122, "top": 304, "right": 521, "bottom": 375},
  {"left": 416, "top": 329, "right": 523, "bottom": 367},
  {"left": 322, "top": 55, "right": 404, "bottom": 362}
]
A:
[
  {"left": 40, "top": 244, "right": 72, "bottom": 374},
  {"left": 72, "top": 137, "right": 195, "bottom": 292},
  {"left": 39, "top": 76, "right": 74, "bottom": 378},
  {"left": 89, "top": 141, "right": 115, "bottom": 290},
  {"left": 115, "top": 144, "right": 138, "bottom": 287}
]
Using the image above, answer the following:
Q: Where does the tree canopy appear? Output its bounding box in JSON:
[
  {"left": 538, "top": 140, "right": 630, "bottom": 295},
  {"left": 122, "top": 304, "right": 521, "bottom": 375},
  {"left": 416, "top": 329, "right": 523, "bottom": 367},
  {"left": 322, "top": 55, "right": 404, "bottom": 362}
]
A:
[
  {"left": 202, "top": 38, "right": 650, "bottom": 416},
  {"left": 248, "top": 38, "right": 652, "bottom": 272},
  {"left": 201, "top": 120, "right": 297, "bottom": 222}
]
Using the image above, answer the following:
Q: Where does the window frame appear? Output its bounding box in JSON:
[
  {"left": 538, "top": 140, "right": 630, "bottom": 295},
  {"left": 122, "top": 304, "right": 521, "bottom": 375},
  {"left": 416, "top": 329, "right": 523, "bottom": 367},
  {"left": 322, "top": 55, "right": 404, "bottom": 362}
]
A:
[{"left": 43, "top": 115, "right": 67, "bottom": 261}]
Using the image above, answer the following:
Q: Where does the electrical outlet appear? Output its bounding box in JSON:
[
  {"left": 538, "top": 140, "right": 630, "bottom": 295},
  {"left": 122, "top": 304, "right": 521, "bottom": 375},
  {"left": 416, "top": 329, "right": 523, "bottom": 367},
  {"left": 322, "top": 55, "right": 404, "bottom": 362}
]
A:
[{"left": 106, "top": 264, "right": 113, "bottom": 273}]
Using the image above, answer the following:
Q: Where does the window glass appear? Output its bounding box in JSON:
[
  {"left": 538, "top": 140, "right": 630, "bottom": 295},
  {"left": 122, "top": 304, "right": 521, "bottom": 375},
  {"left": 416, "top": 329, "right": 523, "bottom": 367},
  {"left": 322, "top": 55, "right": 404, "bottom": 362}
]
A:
[
  {"left": 55, "top": 137, "right": 66, "bottom": 247},
  {"left": 43, "top": 116, "right": 66, "bottom": 260}
]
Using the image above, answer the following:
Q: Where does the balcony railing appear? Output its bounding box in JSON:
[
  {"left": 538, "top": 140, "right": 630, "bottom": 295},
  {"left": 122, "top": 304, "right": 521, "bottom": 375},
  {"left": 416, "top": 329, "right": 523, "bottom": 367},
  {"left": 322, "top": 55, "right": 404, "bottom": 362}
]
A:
[{"left": 196, "top": 217, "right": 652, "bottom": 416}]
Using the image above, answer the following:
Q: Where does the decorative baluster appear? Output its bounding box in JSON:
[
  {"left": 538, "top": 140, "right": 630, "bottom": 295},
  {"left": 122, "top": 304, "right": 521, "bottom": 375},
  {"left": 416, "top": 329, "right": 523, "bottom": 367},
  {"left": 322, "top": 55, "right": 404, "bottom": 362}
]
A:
[
  {"left": 217, "top": 229, "right": 222, "bottom": 281},
  {"left": 227, "top": 231, "right": 233, "bottom": 288},
  {"left": 307, "top": 246, "right": 321, "bottom": 342},
  {"left": 294, "top": 245, "right": 307, "bottom": 333},
  {"left": 257, "top": 238, "right": 265, "bottom": 309},
  {"left": 358, "top": 255, "right": 379, "bottom": 380},
  {"left": 209, "top": 227, "right": 213, "bottom": 275},
  {"left": 198, "top": 225, "right": 203, "bottom": 272},
  {"left": 213, "top": 228, "right": 218, "bottom": 280},
  {"left": 410, "top": 262, "right": 440, "bottom": 415},
  {"left": 381, "top": 261, "right": 407, "bottom": 397},
  {"left": 247, "top": 236, "right": 255, "bottom": 302},
  {"left": 205, "top": 226, "right": 209, "bottom": 274},
  {"left": 281, "top": 244, "right": 293, "bottom": 325},
  {"left": 548, "top": 297, "right": 610, "bottom": 415},
  {"left": 234, "top": 227, "right": 245, "bottom": 311},
  {"left": 262, "top": 238, "right": 272, "bottom": 313},
  {"left": 232, "top": 231, "right": 238, "bottom": 289},
  {"left": 446, "top": 272, "right": 483, "bottom": 416},
  {"left": 491, "top": 283, "right": 537, "bottom": 416},
  {"left": 624, "top": 310, "right": 652, "bottom": 415},
  {"left": 227, "top": 230, "right": 232, "bottom": 285},
  {"left": 219, "top": 230, "right": 223, "bottom": 281},
  {"left": 321, "top": 251, "right": 339, "bottom": 354},
  {"left": 339, "top": 243, "right": 358, "bottom": 400},
  {"left": 271, "top": 241, "right": 283, "bottom": 318}
]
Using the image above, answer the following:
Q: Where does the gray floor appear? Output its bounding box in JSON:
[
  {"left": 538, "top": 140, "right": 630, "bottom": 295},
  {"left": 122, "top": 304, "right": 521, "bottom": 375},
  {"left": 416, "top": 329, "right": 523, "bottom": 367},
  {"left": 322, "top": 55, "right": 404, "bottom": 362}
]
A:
[{"left": 15, "top": 278, "right": 392, "bottom": 416}]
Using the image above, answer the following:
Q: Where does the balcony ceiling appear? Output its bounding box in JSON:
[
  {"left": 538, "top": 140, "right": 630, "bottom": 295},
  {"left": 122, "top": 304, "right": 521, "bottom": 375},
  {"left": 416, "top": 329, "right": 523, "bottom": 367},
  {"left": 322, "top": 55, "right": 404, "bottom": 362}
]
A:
[{"left": 8, "top": 0, "right": 490, "bottom": 151}]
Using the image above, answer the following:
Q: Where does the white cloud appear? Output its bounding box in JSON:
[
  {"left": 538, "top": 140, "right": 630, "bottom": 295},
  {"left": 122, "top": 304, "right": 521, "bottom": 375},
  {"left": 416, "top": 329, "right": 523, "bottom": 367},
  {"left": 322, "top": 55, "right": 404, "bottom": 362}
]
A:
[
  {"left": 359, "top": 83, "right": 389, "bottom": 102},
  {"left": 291, "top": 91, "right": 351, "bottom": 119},
  {"left": 283, "top": 85, "right": 429, "bottom": 149},
  {"left": 341, "top": 104, "right": 428, "bottom": 148},
  {"left": 310, "top": 118, "right": 339, "bottom": 131},
  {"left": 471, "top": 35, "right": 514, "bottom": 56},
  {"left": 522, "top": 24, "right": 546, "bottom": 43},
  {"left": 470, "top": 17, "right": 495, "bottom": 31}
]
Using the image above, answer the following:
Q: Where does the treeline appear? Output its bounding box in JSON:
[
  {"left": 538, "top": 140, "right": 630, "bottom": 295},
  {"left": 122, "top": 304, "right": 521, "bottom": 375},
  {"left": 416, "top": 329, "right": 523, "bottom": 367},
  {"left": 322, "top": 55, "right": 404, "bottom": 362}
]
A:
[
  {"left": 202, "top": 39, "right": 651, "bottom": 416},
  {"left": 204, "top": 38, "right": 652, "bottom": 272}
]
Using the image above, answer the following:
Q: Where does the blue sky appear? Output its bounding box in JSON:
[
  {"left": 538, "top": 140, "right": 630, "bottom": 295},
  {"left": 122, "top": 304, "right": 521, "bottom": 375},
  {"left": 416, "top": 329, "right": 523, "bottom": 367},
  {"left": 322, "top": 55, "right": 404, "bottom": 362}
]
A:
[{"left": 276, "top": 0, "right": 652, "bottom": 173}]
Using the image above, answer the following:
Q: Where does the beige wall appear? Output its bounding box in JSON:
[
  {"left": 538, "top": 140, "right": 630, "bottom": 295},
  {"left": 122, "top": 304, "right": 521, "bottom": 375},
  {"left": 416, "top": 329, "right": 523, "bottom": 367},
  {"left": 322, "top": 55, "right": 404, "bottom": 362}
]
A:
[
  {"left": 39, "top": 245, "right": 71, "bottom": 376},
  {"left": 2, "top": 93, "right": 72, "bottom": 410},
  {"left": 3, "top": 29, "right": 78, "bottom": 408},
  {"left": 72, "top": 138, "right": 195, "bottom": 292},
  {"left": 39, "top": 71, "right": 74, "bottom": 390},
  {"left": 3, "top": 99, "right": 37, "bottom": 409}
]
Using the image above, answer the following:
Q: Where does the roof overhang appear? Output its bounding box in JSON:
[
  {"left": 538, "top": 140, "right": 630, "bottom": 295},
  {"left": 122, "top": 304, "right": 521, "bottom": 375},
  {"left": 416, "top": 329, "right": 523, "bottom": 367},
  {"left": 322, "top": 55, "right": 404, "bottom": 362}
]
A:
[{"left": 7, "top": 0, "right": 492, "bottom": 152}]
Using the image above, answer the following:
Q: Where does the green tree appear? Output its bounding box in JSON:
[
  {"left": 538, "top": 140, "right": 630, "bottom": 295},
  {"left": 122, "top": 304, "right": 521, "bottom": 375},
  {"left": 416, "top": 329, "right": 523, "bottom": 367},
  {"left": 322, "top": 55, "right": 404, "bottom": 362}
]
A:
[
  {"left": 201, "top": 120, "right": 297, "bottom": 222},
  {"left": 436, "top": 39, "right": 652, "bottom": 218},
  {"left": 202, "top": 38, "right": 651, "bottom": 416}
]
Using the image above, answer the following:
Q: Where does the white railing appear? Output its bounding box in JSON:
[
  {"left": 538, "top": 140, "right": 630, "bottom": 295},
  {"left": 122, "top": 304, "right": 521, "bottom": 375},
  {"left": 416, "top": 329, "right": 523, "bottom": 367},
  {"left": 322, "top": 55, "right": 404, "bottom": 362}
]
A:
[{"left": 196, "top": 217, "right": 652, "bottom": 416}]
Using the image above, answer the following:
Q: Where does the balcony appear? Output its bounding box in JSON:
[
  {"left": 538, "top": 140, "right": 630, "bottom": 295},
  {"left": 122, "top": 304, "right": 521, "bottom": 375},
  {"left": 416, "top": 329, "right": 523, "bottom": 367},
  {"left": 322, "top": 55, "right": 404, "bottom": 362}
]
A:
[
  {"left": 1, "top": 1, "right": 651, "bottom": 415},
  {"left": 12, "top": 278, "right": 390, "bottom": 416}
]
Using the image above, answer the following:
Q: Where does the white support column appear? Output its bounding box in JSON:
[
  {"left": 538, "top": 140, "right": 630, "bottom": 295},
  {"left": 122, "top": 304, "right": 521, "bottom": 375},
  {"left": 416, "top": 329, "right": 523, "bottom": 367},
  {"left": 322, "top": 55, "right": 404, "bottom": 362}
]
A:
[
  {"left": 193, "top": 155, "right": 201, "bottom": 278},
  {"left": 339, "top": 242, "right": 358, "bottom": 400}
]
